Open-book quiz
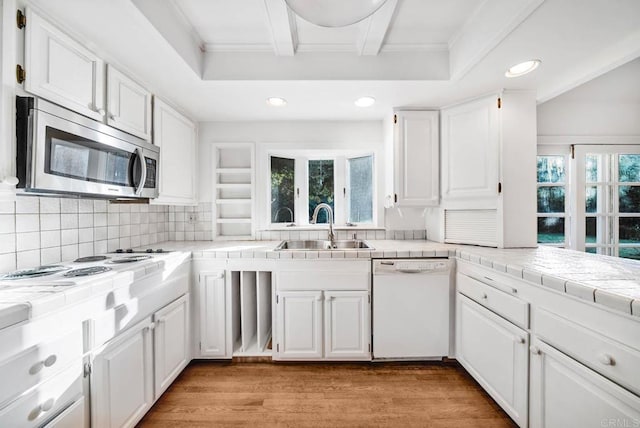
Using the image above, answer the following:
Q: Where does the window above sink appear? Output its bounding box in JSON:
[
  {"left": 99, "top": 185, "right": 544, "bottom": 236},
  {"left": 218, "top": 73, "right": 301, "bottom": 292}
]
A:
[{"left": 264, "top": 149, "right": 378, "bottom": 229}]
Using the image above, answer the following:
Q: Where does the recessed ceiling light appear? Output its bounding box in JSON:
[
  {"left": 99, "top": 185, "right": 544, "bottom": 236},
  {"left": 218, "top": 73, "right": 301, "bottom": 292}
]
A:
[
  {"left": 267, "top": 97, "right": 287, "bottom": 107},
  {"left": 505, "top": 60, "right": 541, "bottom": 78},
  {"left": 355, "top": 96, "right": 376, "bottom": 107}
]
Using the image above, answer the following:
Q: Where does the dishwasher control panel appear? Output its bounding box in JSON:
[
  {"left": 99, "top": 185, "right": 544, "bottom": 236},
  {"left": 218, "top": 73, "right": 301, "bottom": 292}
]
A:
[{"left": 373, "top": 259, "right": 451, "bottom": 274}]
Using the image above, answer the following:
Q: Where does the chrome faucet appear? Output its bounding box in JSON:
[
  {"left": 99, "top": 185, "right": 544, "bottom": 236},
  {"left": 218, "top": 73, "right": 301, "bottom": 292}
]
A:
[
  {"left": 274, "top": 207, "right": 294, "bottom": 224},
  {"left": 310, "top": 203, "right": 335, "bottom": 245}
]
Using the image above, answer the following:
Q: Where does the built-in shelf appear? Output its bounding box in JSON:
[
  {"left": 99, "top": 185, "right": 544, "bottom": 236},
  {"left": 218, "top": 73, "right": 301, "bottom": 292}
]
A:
[
  {"left": 216, "top": 218, "right": 252, "bottom": 224},
  {"left": 215, "top": 199, "right": 252, "bottom": 205},
  {"left": 215, "top": 183, "right": 252, "bottom": 189},
  {"left": 215, "top": 167, "right": 252, "bottom": 174},
  {"left": 213, "top": 143, "right": 255, "bottom": 240}
]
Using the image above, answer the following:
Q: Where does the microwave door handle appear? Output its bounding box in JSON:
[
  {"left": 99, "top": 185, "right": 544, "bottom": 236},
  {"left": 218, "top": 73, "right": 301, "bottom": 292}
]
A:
[{"left": 134, "top": 148, "right": 147, "bottom": 196}]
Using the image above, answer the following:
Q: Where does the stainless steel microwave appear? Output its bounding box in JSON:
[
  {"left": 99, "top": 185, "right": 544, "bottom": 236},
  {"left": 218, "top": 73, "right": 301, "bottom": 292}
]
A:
[{"left": 16, "top": 96, "right": 159, "bottom": 199}]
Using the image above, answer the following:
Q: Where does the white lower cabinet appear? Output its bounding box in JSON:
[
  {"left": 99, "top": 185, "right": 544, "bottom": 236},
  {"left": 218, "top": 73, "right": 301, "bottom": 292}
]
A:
[
  {"left": 43, "top": 396, "right": 85, "bottom": 428},
  {"left": 276, "top": 291, "right": 324, "bottom": 360},
  {"left": 91, "top": 317, "right": 154, "bottom": 428},
  {"left": 324, "top": 291, "right": 370, "bottom": 359},
  {"left": 529, "top": 339, "right": 640, "bottom": 428},
  {"left": 198, "top": 271, "right": 228, "bottom": 358},
  {"left": 153, "top": 295, "right": 190, "bottom": 399},
  {"left": 275, "top": 290, "right": 370, "bottom": 361},
  {"left": 456, "top": 293, "right": 528, "bottom": 427}
]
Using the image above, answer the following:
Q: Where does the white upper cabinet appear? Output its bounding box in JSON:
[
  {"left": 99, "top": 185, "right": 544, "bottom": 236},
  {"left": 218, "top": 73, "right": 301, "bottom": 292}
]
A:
[
  {"left": 393, "top": 110, "right": 440, "bottom": 206},
  {"left": 441, "top": 96, "right": 500, "bottom": 204},
  {"left": 24, "top": 8, "right": 105, "bottom": 121},
  {"left": 106, "top": 65, "right": 152, "bottom": 140},
  {"left": 439, "top": 91, "right": 537, "bottom": 248},
  {"left": 152, "top": 98, "right": 197, "bottom": 206}
]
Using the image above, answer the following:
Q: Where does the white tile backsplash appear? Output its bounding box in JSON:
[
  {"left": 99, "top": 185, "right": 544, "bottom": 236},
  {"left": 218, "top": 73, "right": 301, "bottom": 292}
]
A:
[{"left": 0, "top": 196, "right": 171, "bottom": 273}]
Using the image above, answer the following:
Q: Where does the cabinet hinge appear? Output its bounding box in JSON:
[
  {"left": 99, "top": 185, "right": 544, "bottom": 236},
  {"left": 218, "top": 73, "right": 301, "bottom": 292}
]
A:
[
  {"left": 498, "top": 182, "right": 502, "bottom": 194},
  {"left": 16, "top": 65, "right": 25, "bottom": 84},
  {"left": 83, "top": 362, "right": 92, "bottom": 378},
  {"left": 497, "top": 97, "right": 502, "bottom": 109},
  {"left": 368, "top": 343, "right": 371, "bottom": 353},
  {"left": 16, "top": 10, "right": 26, "bottom": 29},
  {"left": 394, "top": 193, "right": 398, "bottom": 204},
  {"left": 276, "top": 295, "right": 279, "bottom": 304},
  {"left": 276, "top": 343, "right": 279, "bottom": 352},
  {"left": 570, "top": 144, "right": 575, "bottom": 159},
  {"left": 368, "top": 295, "right": 371, "bottom": 303},
  {"left": 393, "top": 114, "right": 397, "bottom": 124},
  {"left": 199, "top": 342, "right": 202, "bottom": 351},
  {"left": 343, "top": 187, "right": 346, "bottom": 197}
]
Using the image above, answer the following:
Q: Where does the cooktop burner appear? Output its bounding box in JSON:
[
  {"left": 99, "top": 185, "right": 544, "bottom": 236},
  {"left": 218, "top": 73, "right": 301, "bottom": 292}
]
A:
[
  {"left": 74, "top": 255, "right": 109, "bottom": 263},
  {"left": 1, "top": 265, "right": 70, "bottom": 280},
  {"left": 108, "top": 255, "right": 153, "bottom": 264},
  {"left": 114, "top": 248, "right": 169, "bottom": 254},
  {"left": 63, "top": 266, "right": 112, "bottom": 277}
]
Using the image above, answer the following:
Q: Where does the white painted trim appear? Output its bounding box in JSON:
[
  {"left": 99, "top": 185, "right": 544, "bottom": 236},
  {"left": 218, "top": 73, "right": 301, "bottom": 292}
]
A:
[
  {"left": 538, "top": 136, "right": 640, "bottom": 145},
  {"left": 356, "top": 0, "right": 398, "bottom": 56},
  {"left": 204, "top": 43, "right": 273, "bottom": 53},
  {"left": 263, "top": 0, "right": 297, "bottom": 56},
  {"left": 167, "top": 0, "right": 205, "bottom": 50},
  {"left": 379, "top": 43, "right": 449, "bottom": 53}
]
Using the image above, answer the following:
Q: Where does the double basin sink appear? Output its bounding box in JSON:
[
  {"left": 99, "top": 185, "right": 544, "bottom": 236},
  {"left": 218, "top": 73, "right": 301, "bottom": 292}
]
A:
[{"left": 275, "top": 240, "right": 374, "bottom": 251}]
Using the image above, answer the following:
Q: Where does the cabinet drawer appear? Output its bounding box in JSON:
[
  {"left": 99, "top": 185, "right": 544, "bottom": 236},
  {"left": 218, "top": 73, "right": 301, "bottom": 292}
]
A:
[
  {"left": 0, "top": 361, "right": 83, "bottom": 427},
  {"left": 43, "top": 396, "right": 85, "bottom": 428},
  {"left": 0, "top": 328, "right": 83, "bottom": 408},
  {"left": 535, "top": 307, "right": 640, "bottom": 396},
  {"left": 277, "top": 271, "right": 369, "bottom": 291},
  {"left": 457, "top": 273, "right": 529, "bottom": 329}
]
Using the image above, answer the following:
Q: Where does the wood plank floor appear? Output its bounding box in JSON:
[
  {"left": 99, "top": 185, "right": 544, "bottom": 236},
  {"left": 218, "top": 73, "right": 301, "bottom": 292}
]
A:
[{"left": 138, "top": 361, "right": 517, "bottom": 427}]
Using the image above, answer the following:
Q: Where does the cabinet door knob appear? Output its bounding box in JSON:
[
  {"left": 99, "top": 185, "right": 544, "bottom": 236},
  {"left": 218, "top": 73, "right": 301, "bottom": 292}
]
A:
[
  {"left": 481, "top": 293, "right": 488, "bottom": 299},
  {"left": 109, "top": 114, "right": 117, "bottom": 121},
  {"left": 97, "top": 108, "right": 106, "bottom": 116},
  {"left": 43, "top": 354, "right": 57, "bottom": 367},
  {"left": 516, "top": 337, "right": 526, "bottom": 344},
  {"left": 598, "top": 354, "right": 615, "bottom": 366},
  {"left": 40, "top": 398, "right": 55, "bottom": 412},
  {"left": 530, "top": 346, "right": 541, "bottom": 355}
]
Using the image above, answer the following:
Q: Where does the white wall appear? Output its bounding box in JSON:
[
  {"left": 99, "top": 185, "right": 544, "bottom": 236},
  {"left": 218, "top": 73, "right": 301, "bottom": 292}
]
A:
[
  {"left": 198, "top": 121, "right": 392, "bottom": 229},
  {"left": 537, "top": 58, "right": 640, "bottom": 137}
]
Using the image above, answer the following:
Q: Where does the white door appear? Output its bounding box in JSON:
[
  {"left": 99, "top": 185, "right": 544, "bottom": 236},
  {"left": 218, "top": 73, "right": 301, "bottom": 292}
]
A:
[
  {"left": 154, "top": 295, "right": 189, "bottom": 399},
  {"left": 152, "top": 98, "right": 197, "bottom": 205},
  {"left": 530, "top": 339, "right": 640, "bottom": 428},
  {"left": 24, "top": 8, "right": 105, "bottom": 121},
  {"left": 441, "top": 95, "right": 500, "bottom": 204},
  {"left": 456, "top": 294, "right": 528, "bottom": 427},
  {"left": 394, "top": 110, "right": 440, "bottom": 206},
  {"left": 275, "top": 291, "right": 323, "bottom": 360},
  {"left": 199, "top": 272, "right": 227, "bottom": 358},
  {"left": 324, "top": 291, "right": 370, "bottom": 360},
  {"left": 91, "top": 318, "right": 154, "bottom": 428},
  {"left": 106, "top": 65, "right": 152, "bottom": 140}
]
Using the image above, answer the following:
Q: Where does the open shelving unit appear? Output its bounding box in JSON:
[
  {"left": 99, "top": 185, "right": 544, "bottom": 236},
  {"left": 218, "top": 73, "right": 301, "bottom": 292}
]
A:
[
  {"left": 230, "top": 271, "right": 273, "bottom": 356},
  {"left": 213, "top": 143, "right": 255, "bottom": 240}
]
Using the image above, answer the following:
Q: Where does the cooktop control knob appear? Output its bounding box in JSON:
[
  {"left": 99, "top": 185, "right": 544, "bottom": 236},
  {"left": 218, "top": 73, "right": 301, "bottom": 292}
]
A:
[
  {"left": 126, "top": 249, "right": 133, "bottom": 253},
  {"left": 156, "top": 249, "right": 164, "bottom": 253},
  {"left": 115, "top": 249, "right": 124, "bottom": 253},
  {"left": 146, "top": 249, "right": 154, "bottom": 253}
]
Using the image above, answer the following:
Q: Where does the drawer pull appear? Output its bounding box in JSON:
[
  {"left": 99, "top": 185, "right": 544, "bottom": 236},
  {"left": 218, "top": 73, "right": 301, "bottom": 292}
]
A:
[
  {"left": 28, "top": 398, "right": 55, "bottom": 421},
  {"left": 483, "top": 276, "right": 494, "bottom": 282},
  {"left": 43, "top": 354, "right": 57, "bottom": 367},
  {"left": 530, "top": 346, "right": 541, "bottom": 355},
  {"left": 481, "top": 293, "right": 488, "bottom": 299},
  {"left": 598, "top": 354, "right": 616, "bottom": 366},
  {"left": 516, "top": 337, "right": 526, "bottom": 344}
]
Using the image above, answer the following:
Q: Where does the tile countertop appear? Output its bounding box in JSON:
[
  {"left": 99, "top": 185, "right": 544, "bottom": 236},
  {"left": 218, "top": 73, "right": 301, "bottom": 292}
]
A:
[{"left": 1, "top": 240, "right": 639, "bottom": 331}]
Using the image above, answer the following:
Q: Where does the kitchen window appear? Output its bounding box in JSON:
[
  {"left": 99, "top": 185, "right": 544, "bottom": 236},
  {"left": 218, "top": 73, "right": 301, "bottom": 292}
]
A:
[
  {"left": 572, "top": 146, "right": 640, "bottom": 260},
  {"left": 268, "top": 153, "right": 375, "bottom": 227},
  {"left": 537, "top": 150, "right": 570, "bottom": 247}
]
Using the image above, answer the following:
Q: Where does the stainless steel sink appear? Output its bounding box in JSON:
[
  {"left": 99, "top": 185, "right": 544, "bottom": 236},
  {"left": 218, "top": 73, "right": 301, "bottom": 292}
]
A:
[{"left": 275, "top": 240, "right": 374, "bottom": 251}]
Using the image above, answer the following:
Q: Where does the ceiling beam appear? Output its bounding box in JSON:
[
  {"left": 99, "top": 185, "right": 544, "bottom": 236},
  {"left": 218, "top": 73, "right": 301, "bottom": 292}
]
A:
[
  {"left": 263, "top": 0, "right": 298, "bottom": 56},
  {"left": 357, "top": 0, "right": 398, "bottom": 56}
]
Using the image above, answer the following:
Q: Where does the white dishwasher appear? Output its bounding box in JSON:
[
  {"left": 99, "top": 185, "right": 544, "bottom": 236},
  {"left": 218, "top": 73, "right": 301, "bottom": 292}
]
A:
[{"left": 372, "top": 259, "right": 453, "bottom": 360}]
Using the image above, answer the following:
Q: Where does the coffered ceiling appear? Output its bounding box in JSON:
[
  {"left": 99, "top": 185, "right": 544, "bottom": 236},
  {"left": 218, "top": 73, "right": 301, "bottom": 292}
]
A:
[{"left": 24, "top": 0, "right": 640, "bottom": 121}]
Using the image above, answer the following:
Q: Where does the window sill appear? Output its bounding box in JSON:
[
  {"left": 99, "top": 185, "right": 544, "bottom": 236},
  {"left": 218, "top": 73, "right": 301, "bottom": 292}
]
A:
[{"left": 262, "top": 225, "right": 384, "bottom": 232}]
